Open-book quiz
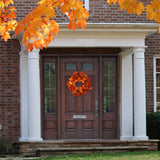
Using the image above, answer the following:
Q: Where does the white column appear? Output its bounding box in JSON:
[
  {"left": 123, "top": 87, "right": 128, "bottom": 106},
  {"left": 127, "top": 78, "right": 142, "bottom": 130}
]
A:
[
  {"left": 28, "top": 49, "right": 43, "bottom": 141},
  {"left": 120, "top": 48, "right": 133, "bottom": 140},
  {"left": 19, "top": 51, "right": 29, "bottom": 141},
  {"left": 133, "top": 47, "right": 148, "bottom": 140}
]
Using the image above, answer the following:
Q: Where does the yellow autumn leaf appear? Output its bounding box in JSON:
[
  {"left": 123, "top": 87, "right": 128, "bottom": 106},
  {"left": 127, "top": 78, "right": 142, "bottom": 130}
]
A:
[
  {"left": 136, "top": 3, "right": 144, "bottom": 15},
  {"left": 0, "top": 2, "right": 4, "bottom": 8},
  {"left": 2, "top": 32, "right": 10, "bottom": 41}
]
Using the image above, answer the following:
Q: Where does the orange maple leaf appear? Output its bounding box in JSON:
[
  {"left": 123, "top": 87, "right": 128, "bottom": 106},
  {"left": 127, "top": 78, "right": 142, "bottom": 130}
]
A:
[{"left": 0, "top": 0, "right": 17, "bottom": 41}]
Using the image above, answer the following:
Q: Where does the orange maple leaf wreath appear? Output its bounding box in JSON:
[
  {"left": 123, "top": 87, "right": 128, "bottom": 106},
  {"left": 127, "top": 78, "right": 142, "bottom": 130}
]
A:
[{"left": 67, "top": 71, "right": 92, "bottom": 96}]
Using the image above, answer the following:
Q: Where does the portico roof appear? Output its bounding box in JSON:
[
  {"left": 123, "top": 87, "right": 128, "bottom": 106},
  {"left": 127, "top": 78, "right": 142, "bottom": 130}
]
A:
[
  {"left": 46, "top": 23, "right": 158, "bottom": 48},
  {"left": 59, "top": 23, "right": 158, "bottom": 33}
]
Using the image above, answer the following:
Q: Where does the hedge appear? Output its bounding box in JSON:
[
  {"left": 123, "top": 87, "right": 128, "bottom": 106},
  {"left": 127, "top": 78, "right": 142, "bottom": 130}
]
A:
[{"left": 147, "top": 112, "right": 160, "bottom": 139}]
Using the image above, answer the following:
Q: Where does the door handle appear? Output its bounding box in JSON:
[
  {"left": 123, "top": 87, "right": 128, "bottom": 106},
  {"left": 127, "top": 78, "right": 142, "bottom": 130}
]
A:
[{"left": 95, "top": 100, "right": 98, "bottom": 117}]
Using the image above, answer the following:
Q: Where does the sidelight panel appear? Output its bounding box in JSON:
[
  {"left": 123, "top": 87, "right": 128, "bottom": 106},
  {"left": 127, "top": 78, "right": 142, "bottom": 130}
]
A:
[
  {"left": 44, "top": 63, "right": 56, "bottom": 113},
  {"left": 103, "top": 62, "right": 115, "bottom": 113}
]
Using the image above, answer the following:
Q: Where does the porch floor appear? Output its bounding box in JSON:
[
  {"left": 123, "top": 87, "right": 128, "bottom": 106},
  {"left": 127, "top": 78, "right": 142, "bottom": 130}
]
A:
[{"left": 13, "top": 140, "right": 159, "bottom": 157}]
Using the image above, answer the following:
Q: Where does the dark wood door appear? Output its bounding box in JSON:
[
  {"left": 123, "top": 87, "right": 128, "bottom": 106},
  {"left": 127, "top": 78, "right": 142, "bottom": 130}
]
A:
[
  {"left": 61, "top": 57, "right": 99, "bottom": 139},
  {"left": 41, "top": 48, "right": 119, "bottom": 140}
]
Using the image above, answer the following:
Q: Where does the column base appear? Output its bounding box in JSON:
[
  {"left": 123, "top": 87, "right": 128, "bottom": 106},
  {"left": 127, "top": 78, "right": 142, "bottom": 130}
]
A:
[
  {"left": 133, "top": 136, "right": 148, "bottom": 140},
  {"left": 19, "top": 137, "right": 29, "bottom": 142},
  {"left": 120, "top": 136, "right": 133, "bottom": 140},
  {"left": 26, "top": 137, "right": 43, "bottom": 142}
]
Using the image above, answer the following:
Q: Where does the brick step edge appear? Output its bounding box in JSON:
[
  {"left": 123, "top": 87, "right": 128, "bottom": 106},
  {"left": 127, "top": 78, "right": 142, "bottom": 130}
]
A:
[{"left": 37, "top": 146, "right": 148, "bottom": 156}]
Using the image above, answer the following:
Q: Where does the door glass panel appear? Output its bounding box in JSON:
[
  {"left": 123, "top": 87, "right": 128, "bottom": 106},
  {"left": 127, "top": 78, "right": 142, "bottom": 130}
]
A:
[
  {"left": 83, "top": 63, "right": 93, "bottom": 70},
  {"left": 66, "top": 63, "right": 76, "bottom": 71},
  {"left": 156, "top": 59, "right": 160, "bottom": 72},
  {"left": 44, "top": 63, "right": 56, "bottom": 113},
  {"left": 156, "top": 74, "right": 160, "bottom": 87},
  {"left": 157, "top": 103, "right": 160, "bottom": 111},
  {"left": 157, "top": 88, "right": 160, "bottom": 102},
  {"left": 103, "top": 62, "right": 115, "bottom": 113}
]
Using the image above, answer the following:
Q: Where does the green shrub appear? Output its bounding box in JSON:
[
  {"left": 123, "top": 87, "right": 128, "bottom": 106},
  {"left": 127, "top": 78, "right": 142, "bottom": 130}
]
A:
[
  {"left": 147, "top": 112, "right": 160, "bottom": 139},
  {"left": 0, "top": 138, "right": 12, "bottom": 156}
]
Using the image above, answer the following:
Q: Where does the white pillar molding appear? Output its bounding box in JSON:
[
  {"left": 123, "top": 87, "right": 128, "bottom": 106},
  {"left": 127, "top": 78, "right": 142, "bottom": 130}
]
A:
[
  {"left": 120, "top": 48, "right": 134, "bottom": 140},
  {"left": 19, "top": 50, "right": 29, "bottom": 141},
  {"left": 133, "top": 47, "right": 148, "bottom": 140},
  {"left": 27, "top": 49, "right": 43, "bottom": 141}
]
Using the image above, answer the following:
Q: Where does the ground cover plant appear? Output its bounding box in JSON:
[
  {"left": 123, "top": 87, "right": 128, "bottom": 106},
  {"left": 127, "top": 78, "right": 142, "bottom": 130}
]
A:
[{"left": 34, "top": 151, "right": 160, "bottom": 160}]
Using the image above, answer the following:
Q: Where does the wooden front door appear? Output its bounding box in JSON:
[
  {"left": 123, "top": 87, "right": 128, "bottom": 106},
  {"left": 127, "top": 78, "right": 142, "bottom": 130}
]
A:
[
  {"left": 61, "top": 57, "right": 99, "bottom": 139},
  {"left": 41, "top": 48, "right": 119, "bottom": 140}
]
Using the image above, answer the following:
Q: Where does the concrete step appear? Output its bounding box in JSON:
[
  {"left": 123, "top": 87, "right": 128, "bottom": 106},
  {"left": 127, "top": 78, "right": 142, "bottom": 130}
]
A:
[
  {"left": 13, "top": 140, "right": 159, "bottom": 157},
  {"left": 37, "top": 146, "right": 148, "bottom": 156}
]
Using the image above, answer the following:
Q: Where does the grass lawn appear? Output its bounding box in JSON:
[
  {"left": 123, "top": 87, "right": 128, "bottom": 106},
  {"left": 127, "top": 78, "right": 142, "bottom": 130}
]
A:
[{"left": 34, "top": 151, "right": 160, "bottom": 160}]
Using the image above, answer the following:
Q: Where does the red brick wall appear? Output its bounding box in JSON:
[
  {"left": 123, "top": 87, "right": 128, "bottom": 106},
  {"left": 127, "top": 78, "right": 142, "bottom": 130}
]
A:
[
  {"left": 87, "top": 2, "right": 151, "bottom": 23},
  {"left": 0, "top": 0, "right": 158, "bottom": 143},
  {"left": 13, "top": 0, "right": 153, "bottom": 23},
  {"left": 145, "top": 32, "right": 160, "bottom": 113},
  {"left": 0, "top": 39, "right": 21, "bottom": 143},
  {"left": 13, "top": 0, "right": 39, "bottom": 21}
]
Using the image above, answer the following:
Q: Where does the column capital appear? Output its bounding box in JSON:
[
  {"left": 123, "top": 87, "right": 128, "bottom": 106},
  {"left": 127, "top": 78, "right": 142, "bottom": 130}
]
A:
[
  {"left": 19, "top": 46, "right": 28, "bottom": 56},
  {"left": 133, "top": 46, "right": 147, "bottom": 59},
  {"left": 119, "top": 48, "right": 133, "bottom": 57},
  {"left": 31, "top": 48, "right": 40, "bottom": 53},
  {"left": 133, "top": 46, "right": 147, "bottom": 53},
  {"left": 19, "top": 51, "right": 28, "bottom": 57},
  {"left": 28, "top": 49, "right": 40, "bottom": 59}
]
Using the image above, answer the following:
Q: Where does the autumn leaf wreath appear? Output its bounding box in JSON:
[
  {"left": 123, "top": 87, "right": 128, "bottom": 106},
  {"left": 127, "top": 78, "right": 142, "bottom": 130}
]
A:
[{"left": 67, "top": 71, "right": 92, "bottom": 96}]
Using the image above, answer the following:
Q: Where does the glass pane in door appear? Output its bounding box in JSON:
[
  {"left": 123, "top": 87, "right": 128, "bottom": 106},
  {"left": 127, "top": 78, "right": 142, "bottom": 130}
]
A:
[
  {"left": 103, "top": 62, "right": 115, "bottom": 113},
  {"left": 44, "top": 63, "right": 56, "bottom": 113}
]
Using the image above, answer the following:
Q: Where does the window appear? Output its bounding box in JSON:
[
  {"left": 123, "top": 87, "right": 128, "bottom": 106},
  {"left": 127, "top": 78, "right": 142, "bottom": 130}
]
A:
[
  {"left": 82, "top": 0, "right": 89, "bottom": 10},
  {"left": 154, "top": 57, "right": 160, "bottom": 112},
  {"left": 83, "top": 63, "right": 93, "bottom": 70},
  {"left": 65, "top": 0, "right": 89, "bottom": 16},
  {"left": 66, "top": 63, "right": 76, "bottom": 70}
]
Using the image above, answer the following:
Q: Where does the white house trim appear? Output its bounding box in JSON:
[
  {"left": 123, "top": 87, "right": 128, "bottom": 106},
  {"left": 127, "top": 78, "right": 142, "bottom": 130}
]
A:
[
  {"left": 153, "top": 56, "right": 160, "bottom": 112},
  {"left": 154, "top": 56, "right": 157, "bottom": 112},
  {"left": 49, "top": 23, "right": 157, "bottom": 48},
  {"left": 27, "top": 49, "right": 43, "bottom": 141},
  {"left": 120, "top": 48, "right": 134, "bottom": 140},
  {"left": 18, "top": 23, "right": 157, "bottom": 141},
  {"left": 133, "top": 47, "right": 148, "bottom": 140},
  {"left": 19, "top": 49, "right": 43, "bottom": 142},
  {"left": 19, "top": 51, "right": 29, "bottom": 141}
]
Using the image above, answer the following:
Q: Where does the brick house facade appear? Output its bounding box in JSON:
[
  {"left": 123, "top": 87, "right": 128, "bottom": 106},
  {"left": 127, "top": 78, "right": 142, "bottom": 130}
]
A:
[{"left": 0, "top": 0, "right": 159, "bottom": 143}]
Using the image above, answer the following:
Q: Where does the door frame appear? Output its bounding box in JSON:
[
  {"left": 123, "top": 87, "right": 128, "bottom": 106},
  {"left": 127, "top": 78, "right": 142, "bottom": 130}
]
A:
[
  {"left": 60, "top": 56, "right": 100, "bottom": 139},
  {"left": 40, "top": 48, "right": 120, "bottom": 140}
]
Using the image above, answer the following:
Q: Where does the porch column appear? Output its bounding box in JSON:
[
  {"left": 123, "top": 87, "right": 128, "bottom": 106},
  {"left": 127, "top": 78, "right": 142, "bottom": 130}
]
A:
[
  {"left": 120, "top": 48, "right": 133, "bottom": 140},
  {"left": 19, "top": 51, "right": 28, "bottom": 141},
  {"left": 28, "top": 49, "right": 43, "bottom": 141},
  {"left": 133, "top": 47, "right": 148, "bottom": 140}
]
